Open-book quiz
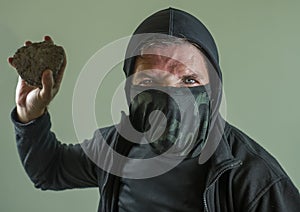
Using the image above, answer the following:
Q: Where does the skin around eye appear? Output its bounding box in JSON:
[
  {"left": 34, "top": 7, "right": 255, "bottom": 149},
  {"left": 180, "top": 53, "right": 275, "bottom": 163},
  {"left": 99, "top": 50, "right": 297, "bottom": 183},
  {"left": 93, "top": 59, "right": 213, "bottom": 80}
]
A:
[
  {"left": 138, "top": 79, "right": 153, "bottom": 86},
  {"left": 182, "top": 77, "right": 199, "bottom": 85}
]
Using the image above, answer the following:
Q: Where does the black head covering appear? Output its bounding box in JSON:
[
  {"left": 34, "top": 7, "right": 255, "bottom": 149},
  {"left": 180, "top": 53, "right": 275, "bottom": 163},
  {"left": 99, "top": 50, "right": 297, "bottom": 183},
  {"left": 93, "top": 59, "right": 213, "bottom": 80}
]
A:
[
  {"left": 123, "top": 7, "right": 220, "bottom": 78},
  {"left": 122, "top": 7, "right": 225, "bottom": 162}
]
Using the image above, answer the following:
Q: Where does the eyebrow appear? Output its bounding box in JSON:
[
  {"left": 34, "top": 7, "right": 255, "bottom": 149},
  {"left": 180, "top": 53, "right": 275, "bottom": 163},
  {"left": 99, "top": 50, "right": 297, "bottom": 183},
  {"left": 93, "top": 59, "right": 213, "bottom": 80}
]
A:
[
  {"left": 181, "top": 73, "right": 201, "bottom": 79},
  {"left": 134, "top": 72, "right": 154, "bottom": 79},
  {"left": 181, "top": 67, "right": 208, "bottom": 80},
  {"left": 134, "top": 71, "right": 203, "bottom": 81}
]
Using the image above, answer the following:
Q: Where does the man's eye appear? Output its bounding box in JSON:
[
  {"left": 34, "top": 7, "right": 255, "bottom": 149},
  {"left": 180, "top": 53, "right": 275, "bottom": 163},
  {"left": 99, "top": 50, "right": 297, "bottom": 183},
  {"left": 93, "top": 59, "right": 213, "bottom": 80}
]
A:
[
  {"left": 183, "top": 78, "right": 198, "bottom": 84},
  {"left": 139, "top": 79, "right": 153, "bottom": 86}
]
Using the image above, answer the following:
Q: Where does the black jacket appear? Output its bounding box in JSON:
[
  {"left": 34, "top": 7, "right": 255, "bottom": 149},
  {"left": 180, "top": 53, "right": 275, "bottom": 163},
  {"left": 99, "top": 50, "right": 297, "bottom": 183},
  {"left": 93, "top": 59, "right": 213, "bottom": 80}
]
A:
[
  {"left": 12, "top": 7, "right": 300, "bottom": 212},
  {"left": 11, "top": 108, "right": 300, "bottom": 211}
]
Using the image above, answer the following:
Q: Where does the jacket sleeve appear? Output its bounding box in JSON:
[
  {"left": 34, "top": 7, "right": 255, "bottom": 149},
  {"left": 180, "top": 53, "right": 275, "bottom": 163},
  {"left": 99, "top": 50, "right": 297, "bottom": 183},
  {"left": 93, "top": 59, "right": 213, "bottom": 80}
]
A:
[
  {"left": 11, "top": 107, "right": 98, "bottom": 190},
  {"left": 247, "top": 177, "right": 300, "bottom": 212}
]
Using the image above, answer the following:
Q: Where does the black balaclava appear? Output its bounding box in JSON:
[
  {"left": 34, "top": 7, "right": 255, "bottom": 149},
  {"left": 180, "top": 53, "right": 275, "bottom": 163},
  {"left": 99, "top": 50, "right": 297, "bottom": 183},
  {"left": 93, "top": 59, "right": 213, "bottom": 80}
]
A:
[{"left": 122, "top": 8, "right": 224, "bottom": 160}]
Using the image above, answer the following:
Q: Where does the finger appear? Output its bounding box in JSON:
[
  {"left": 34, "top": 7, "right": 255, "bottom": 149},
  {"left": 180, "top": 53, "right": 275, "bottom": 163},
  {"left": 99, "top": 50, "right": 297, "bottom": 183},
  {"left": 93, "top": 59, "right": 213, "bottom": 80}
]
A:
[
  {"left": 17, "top": 76, "right": 36, "bottom": 93},
  {"left": 25, "top": 41, "right": 32, "bottom": 46},
  {"left": 44, "top": 35, "right": 54, "bottom": 44},
  {"left": 16, "top": 76, "right": 24, "bottom": 94},
  {"left": 39, "top": 70, "right": 54, "bottom": 102},
  {"left": 17, "top": 76, "right": 27, "bottom": 88},
  {"left": 16, "top": 76, "right": 33, "bottom": 106},
  {"left": 16, "top": 76, "right": 25, "bottom": 106},
  {"left": 8, "top": 57, "right": 16, "bottom": 67}
]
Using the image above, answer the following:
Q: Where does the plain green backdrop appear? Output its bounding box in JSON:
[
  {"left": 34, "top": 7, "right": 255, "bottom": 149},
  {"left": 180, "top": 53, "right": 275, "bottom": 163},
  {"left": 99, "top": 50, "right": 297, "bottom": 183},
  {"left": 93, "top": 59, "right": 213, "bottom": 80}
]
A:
[{"left": 1, "top": 0, "right": 299, "bottom": 211}]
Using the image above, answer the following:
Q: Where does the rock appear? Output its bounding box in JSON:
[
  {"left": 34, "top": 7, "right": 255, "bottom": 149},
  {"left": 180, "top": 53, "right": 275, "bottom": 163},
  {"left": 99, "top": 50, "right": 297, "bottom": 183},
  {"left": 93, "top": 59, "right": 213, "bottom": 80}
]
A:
[{"left": 12, "top": 40, "right": 65, "bottom": 88}]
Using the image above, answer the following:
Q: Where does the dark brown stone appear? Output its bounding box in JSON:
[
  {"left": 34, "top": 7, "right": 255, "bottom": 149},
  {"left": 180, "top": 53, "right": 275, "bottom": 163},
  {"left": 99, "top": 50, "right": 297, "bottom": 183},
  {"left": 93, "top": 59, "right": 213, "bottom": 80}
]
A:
[{"left": 12, "top": 40, "right": 65, "bottom": 88}]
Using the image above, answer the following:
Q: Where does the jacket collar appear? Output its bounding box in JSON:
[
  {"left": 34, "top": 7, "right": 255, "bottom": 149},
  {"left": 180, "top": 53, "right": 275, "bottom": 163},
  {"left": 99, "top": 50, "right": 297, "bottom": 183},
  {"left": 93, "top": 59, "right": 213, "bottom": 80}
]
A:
[{"left": 204, "top": 119, "right": 243, "bottom": 186}]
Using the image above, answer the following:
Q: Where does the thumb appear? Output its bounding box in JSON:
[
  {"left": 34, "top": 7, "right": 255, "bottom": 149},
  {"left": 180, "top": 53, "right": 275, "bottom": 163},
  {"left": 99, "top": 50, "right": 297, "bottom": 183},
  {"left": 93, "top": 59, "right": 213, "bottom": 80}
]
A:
[{"left": 39, "top": 69, "right": 54, "bottom": 101}]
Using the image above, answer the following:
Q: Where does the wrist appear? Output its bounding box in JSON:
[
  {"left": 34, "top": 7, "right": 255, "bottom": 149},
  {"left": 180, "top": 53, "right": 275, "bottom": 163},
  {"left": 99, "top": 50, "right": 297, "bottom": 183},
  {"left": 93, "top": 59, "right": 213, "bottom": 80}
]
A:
[{"left": 16, "top": 106, "right": 47, "bottom": 123}]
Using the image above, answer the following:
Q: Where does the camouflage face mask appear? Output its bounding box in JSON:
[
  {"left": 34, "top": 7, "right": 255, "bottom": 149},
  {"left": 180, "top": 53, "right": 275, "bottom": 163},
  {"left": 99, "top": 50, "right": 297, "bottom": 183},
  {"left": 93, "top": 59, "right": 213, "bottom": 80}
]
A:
[{"left": 129, "top": 85, "right": 210, "bottom": 157}]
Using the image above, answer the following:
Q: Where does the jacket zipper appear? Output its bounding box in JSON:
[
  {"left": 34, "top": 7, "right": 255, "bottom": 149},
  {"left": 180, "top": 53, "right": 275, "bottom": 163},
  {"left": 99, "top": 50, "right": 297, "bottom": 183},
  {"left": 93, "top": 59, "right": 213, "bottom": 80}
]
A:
[{"left": 203, "top": 160, "right": 242, "bottom": 212}]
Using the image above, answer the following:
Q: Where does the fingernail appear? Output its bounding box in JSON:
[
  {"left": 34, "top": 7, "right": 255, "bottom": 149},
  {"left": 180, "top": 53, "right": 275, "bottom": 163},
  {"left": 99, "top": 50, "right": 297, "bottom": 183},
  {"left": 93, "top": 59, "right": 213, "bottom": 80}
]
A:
[
  {"left": 8, "top": 57, "right": 13, "bottom": 64},
  {"left": 25, "top": 41, "right": 32, "bottom": 46},
  {"left": 46, "top": 69, "right": 53, "bottom": 77},
  {"left": 44, "top": 36, "right": 51, "bottom": 41}
]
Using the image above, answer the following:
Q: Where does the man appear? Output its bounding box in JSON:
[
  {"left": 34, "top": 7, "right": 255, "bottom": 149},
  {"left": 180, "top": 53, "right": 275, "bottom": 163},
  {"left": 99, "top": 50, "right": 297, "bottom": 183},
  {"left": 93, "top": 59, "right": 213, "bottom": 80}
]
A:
[{"left": 9, "top": 7, "right": 300, "bottom": 212}]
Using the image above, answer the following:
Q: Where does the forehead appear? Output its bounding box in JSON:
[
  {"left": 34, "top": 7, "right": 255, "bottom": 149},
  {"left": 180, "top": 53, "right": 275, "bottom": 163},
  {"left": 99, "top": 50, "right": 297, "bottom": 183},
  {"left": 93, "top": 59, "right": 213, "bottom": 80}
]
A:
[{"left": 134, "top": 42, "right": 208, "bottom": 76}]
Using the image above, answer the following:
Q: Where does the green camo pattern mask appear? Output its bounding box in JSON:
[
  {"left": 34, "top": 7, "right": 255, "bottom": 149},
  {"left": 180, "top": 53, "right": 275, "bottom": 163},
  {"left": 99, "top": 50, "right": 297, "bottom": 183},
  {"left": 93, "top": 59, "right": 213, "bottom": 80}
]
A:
[{"left": 129, "top": 85, "right": 210, "bottom": 157}]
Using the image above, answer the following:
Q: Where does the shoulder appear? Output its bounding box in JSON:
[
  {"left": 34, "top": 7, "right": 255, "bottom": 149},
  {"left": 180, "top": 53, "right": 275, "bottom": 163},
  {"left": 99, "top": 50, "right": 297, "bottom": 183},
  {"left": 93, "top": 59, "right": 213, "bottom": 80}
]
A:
[
  {"left": 224, "top": 122, "right": 287, "bottom": 179},
  {"left": 222, "top": 122, "right": 298, "bottom": 210},
  {"left": 90, "top": 125, "right": 118, "bottom": 145},
  {"left": 80, "top": 125, "right": 119, "bottom": 159}
]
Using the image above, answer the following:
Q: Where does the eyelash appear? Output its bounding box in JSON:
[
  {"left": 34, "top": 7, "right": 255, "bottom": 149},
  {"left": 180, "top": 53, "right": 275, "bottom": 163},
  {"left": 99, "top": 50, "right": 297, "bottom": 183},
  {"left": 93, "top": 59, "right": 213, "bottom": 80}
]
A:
[
  {"left": 137, "top": 77, "right": 199, "bottom": 86},
  {"left": 182, "top": 77, "right": 198, "bottom": 84},
  {"left": 139, "top": 79, "right": 153, "bottom": 85}
]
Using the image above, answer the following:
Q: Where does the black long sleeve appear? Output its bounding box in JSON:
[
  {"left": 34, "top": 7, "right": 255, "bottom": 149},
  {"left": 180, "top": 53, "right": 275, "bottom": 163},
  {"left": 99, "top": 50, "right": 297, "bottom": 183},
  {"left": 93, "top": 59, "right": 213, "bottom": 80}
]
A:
[{"left": 11, "top": 108, "right": 98, "bottom": 190}]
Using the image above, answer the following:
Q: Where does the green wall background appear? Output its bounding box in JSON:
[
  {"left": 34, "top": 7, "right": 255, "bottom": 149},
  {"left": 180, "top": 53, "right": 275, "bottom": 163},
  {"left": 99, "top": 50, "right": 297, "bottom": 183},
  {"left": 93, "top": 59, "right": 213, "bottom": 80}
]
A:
[{"left": 1, "top": 0, "right": 299, "bottom": 211}]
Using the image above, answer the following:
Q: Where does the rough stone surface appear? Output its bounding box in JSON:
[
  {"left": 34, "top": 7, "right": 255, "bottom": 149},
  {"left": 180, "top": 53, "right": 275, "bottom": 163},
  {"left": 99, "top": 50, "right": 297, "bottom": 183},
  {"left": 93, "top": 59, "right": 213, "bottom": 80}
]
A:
[{"left": 12, "top": 41, "right": 65, "bottom": 88}]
